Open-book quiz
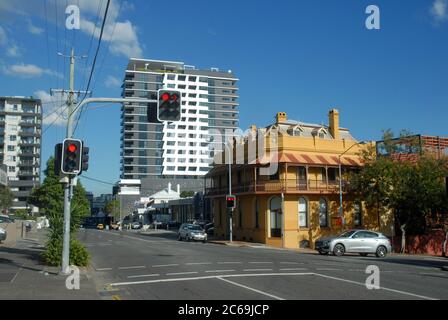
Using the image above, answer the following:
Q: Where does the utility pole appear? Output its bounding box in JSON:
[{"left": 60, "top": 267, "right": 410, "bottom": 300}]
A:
[{"left": 53, "top": 48, "right": 89, "bottom": 275}]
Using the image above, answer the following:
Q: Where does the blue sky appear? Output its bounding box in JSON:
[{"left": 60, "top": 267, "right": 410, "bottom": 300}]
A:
[{"left": 0, "top": 0, "right": 447, "bottom": 195}]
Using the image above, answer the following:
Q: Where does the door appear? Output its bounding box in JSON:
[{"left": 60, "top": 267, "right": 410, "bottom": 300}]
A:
[
  {"left": 348, "top": 231, "right": 368, "bottom": 252},
  {"left": 362, "top": 231, "right": 380, "bottom": 253}
]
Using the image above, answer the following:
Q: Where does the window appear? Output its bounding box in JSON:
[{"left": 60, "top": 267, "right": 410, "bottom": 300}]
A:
[
  {"left": 354, "top": 202, "right": 362, "bottom": 227},
  {"left": 9, "top": 135, "right": 16, "bottom": 141},
  {"left": 167, "top": 84, "right": 175, "bottom": 88},
  {"left": 269, "top": 197, "right": 282, "bottom": 238},
  {"left": 319, "top": 198, "right": 328, "bottom": 227},
  {"left": 167, "top": 74, "right": 175, "bottom": 80},
  {"left": 178, "top": 75, "right": 186, "bottom": 81},
  {"left": 188, "top": 76, "right": 197, "bottom": 82},
  {"left": 178, "top": 167, "right": 186, "bottom": 171},
  {"left": 328, "top": 168, "right": 337, "bottom": 181},
  {"left": 8, "top": 166, "right": 15, "bottom": 172},
  {"left": 13, "top": 104, "right": 18, "bottom": 111},
  {"left": 319, "top": 132, "right": 325, "bottom": 139},
  {"left": 7, "top": 146, "right": 15, "bottom": 152},
  {"left": 298, "top": 197, "right": 308, "bottom": 228},
  {"left": 178, "top": 85, "right": 186, "bottom": 89}
]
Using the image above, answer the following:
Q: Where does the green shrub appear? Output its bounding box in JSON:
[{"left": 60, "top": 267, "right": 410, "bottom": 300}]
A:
[{"left": 43, "top": 238, "right": 90, "bottom": 267}]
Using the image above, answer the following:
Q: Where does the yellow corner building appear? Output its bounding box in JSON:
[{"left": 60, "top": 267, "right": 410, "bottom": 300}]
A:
[{"left": 205, "top": 109, "right": 394, "bottom": 249}]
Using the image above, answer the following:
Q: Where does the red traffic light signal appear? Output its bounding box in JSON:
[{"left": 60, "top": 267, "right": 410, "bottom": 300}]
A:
[
  {"left": 61, "top": 139, "right": 82, "bottom": 175},
  {"left": 157, "top": 89, "right": 182, "bottom": 122},
  {"left": 226, "top": 195, "right": 236, "bottom": 210}
]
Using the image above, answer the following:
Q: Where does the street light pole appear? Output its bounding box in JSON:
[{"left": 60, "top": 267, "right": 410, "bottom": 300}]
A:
[
  {"left": 338, "top": 141, "right": 366, "bottom": 229},
  {"left": 226, "top": 143, "right": 233, "bottom": 243}
]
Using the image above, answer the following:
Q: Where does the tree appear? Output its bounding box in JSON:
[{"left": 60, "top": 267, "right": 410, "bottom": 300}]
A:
[
  {"left": 351, "top": 131, "right": 448, "bottom": 253},
  {"left": 104, "top": 199, "right": 120, "bottom": 221},
  {"left": 28, "top": 157, "right": 90, "bottom": 266},
  {"left": 0, "top": 186, "right": 14, "bottom": 214},
  {"left": 180, "top": 191, "right": 195, "bottom": 198}
]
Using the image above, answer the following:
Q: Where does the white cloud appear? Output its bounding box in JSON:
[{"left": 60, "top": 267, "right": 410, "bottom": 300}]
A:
[
  {"left": 2, "top": 63, "right": 62, "bottom": 78},
  {"left": 34, "top": 90, "right": 68, "bottom": 126},
  {"left": 104, "top": 75, "right": 121, "bottom": 88},
  {"left": 430, "top": 0, "right": 448, "bottom": 22},
  {"left": 6, "top": 44, "right": 21, "bottom": 57},
  {"left": 27, "top": 20, "right": 44, "bottom": 35},
  {"left": 0, "top": 0, "right": 143, "bottom": 58}
]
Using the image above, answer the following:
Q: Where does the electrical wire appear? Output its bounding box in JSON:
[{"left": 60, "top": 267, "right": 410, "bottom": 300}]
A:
[
  {"left": 81, "top": 175, "right": 116, "bottom": 186},
  {"left": 72, "top": 0, "right": 111, "bottom": 135}
]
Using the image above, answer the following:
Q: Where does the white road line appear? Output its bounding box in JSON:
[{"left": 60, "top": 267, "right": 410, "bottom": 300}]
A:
[
  {"left": 279, "top": 268, "right": 308, "bottom": 271},
  {"left": 249, "top": 262, "right": 273, "bottom": 264},
  {"left": 217, "top": 262, "right": 243, "bottom": 265},
  {"left": 96, "top": 268, "right": 113, "bottom": 271},
  {"left": 152, "top": 264, "right": 179, "bottom": 268},
  {"left": 217, "top": 277, "right": 284, "bottom": 300},
  {"left": 316, "top": 268, "right": 343, "bottom": 271},
  {"left": 280, "top": 262, "right": 302, "bottom": 265},
  {"left": 127, "top": 274, "right": 160, "bottom": 279},
  {"left": 313, "top": 273, "right": 438, "bottom": 300},
  {"left": 166, "top": 272, "right": 199, "bottom": 276},
  {"left": 108, "top": 272, "right": 314, "bottom": 287},
  {"left": 205, "top": 270, "right": 236, "bottom": 273},
  {"left": 186, "top": 262, "right": 213, "bottom": 266},
  {"left": 419, "top": 272, "right": 447, "bottom": 277},
  {"left": 118, "top": 266, "right": 146, "bottom": 270},
  {"left": 243, "top": 269, "right": 273, "bottom": 272}
]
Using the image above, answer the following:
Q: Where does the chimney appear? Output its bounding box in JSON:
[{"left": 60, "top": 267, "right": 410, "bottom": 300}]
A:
[
  {"left": 276, "top": 112, "right": 287, "bottom": 124},
  {"left": 177, "top": 184, "right": 180, "bottom": 194},
  {"left": 250, "top": 124, "right": 257, "bottom": 132},
  {"left": 168, "top": 182, "right": 171, "bottom": 194},
  {"left": 329, "top": 109, "right": 340, "bottom": 140}
]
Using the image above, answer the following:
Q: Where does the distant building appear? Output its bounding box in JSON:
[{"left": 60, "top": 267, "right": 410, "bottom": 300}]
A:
[
  {"left": 115, "top": 179, "right": 141, "bottom": 221},
  {"left": 120, "top": 58, "right": 239, "bottom": 195},
  {"left": 85, "top": 191, "right": 94, "bottom": 213},
  {"left": 0, "top": 96, "right": 42, "bottom": 212},
  {"left": 91, "top": 194, "right": 113, "bottom": 215}
]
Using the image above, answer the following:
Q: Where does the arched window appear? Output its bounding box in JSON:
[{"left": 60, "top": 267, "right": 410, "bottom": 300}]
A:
[
  {"left": 298, "top": 197, "right": 308, "bottom": 228},
  {"left": 319, "top": 198, "right": 328, "bottom": 227},
  {"left": 269, "top": 197, "right": 282, "bottom": 238},
  {"left": 354, "top": 201, "right": 362, "bottom": 227}
]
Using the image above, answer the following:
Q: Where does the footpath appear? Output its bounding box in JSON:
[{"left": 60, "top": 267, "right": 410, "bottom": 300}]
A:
[{"left": 0, "top": 229, "right": 99, "bottom": 300}]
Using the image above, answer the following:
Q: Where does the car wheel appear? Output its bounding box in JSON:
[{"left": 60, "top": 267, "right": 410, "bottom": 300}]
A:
[
  {"left": 376, "top": 246, "right": 387, "bottom": 258},
  {"left": 360, "top": 253, "right": 368, "bottom": 257},
  {"left": 187, "top": 235, "right": 191, "bottom": 242},
  {"left": 177, "top": 234, "right": 182, "bottom": 241},
  {"left": 203, "top": 239, "right": 207, "bottom": 243},
  {"left": 333, "top": 244, "right": 345, "bottom": 257},
  {"left": 318, "top": 249, "right": 328, "bottom": 255}
]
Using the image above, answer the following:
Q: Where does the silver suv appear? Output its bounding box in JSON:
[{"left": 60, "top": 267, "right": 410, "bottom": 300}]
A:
[
  {"left": 177, "top": 223, "right": 207, "bottom": 243},
  {"left": 315, "top": 230, "right": 392, "bottom": 258}
]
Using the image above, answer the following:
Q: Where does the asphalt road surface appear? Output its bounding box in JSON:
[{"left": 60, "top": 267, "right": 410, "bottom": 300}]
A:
[{"left": 78, "top": 229, "right": 448, "bottom": 300}]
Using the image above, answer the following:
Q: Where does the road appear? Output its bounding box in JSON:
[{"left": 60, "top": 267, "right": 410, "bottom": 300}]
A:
[{"left": 79, "top": 228, "right": 448, "bottom": 300}]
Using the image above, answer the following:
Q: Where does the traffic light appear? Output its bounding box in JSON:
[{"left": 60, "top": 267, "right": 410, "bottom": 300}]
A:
[
  {"left": 61, "top": 138, "right": 82, "bottom": 175},
  {"left": 81, "top": 146, "right": 89, "bottom": 172},
  {"left": 226, "top": 195, "right": 236, "bottom": 210},
  {"left": 157, "top": 89, "right": 181, "bottom": 122},
  {"left": 54, "top": 143, "right": 63, "bottom": 176}
]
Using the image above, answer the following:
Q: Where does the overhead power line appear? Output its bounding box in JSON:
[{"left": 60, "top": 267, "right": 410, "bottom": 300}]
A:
[
  {"left": 81, "top": 175, "right": 116, "bottom": 186},
  {"left": 73, "top": 0, "right": 111, "bottom": 135}
]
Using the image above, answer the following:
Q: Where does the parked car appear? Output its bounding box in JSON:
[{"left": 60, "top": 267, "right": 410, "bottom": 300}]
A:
[
  {"left": 131, "top": 222, "right": 141, "bottom": 229},
  {"left": 315, "top": 230, "right": 392, "bottom": 258},
  {"left": 166, "top": 221, "right": 181, "bottom": 230},
  {"left": 110, "top": 222, "right": 119, "bottom": 230},
  {"left": 177, "top": 223, "right": 207, "bottom": 243},
  {"left": 0, "top": 227, "right": 6, "bottom": 242},
  {"left": 0, "top": 215, "right": 13, "bottom": 224},
  {"left": 97, "top": 224, "right": 104, "bottom": 230}
]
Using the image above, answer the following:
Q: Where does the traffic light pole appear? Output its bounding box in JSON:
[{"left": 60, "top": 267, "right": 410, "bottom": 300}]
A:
[
  {"left": 61, "top": 48, "right": 76, "bottom": 275},
  {"left": 57, "top": 49, "right": 154, "bottom": 275}
]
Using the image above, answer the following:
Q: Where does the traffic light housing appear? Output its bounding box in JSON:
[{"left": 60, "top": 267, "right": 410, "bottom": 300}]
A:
[
  {"left": 61, "top": 139, "right": 82, "bottom": 175},
  {"left": 157, "top": 89, "right": 181, "bottom": 122},
  {"left": 226, "top": 195, "right": 236, "bottom": 210},
  {"left": 81, "top": 146, "right": 89, "bottom": 172},
  {"left": 54, "top": 143, "right": 62, "bottom": 176}
]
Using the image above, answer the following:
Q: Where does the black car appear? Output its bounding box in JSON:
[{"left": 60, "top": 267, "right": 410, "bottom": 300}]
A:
[{"left": 166, "top": 221, "right": 181, "bottom": 230}]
